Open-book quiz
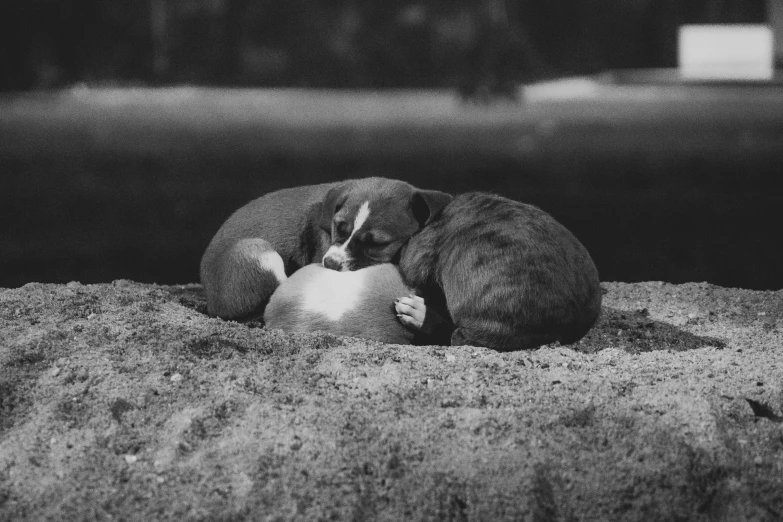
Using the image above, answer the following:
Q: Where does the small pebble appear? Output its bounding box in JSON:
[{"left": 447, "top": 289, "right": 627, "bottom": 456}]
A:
[
  {"left": 124, "top": 455, "right": 137, "bottom": 464},
  {"left": 170, "top": 373, "right": 183, "bottom": 383},
  {"left": 445, "top": 354, "right": 456, "bottom": 363},
  {"left": 754, "top": 456, "right": 763, "bottom": 465}
]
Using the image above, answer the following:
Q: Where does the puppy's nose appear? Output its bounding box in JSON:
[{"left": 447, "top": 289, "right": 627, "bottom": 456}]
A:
[{"left": 323, "top": 256, "right": 342, "bottom": 271}]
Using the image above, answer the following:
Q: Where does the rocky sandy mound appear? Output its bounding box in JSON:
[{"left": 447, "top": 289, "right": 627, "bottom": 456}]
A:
[{"left": 1, "top": 280, "right": 782, "bottom": 521}]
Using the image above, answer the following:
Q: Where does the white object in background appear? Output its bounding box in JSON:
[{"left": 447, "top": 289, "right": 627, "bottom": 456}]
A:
[
  {"left": 770, "top": 1, "right": 783, "bottom": 64},
  {"left": 678, "top": 25, "right": 774, "bottom": 80}
]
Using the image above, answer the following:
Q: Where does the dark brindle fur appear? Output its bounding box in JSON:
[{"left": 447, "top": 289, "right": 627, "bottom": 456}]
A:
[{"left": 400, "top": 192, "right": 601, "bottom": 351}]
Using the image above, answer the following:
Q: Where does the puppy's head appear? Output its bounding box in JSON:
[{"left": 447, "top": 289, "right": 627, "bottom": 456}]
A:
[{"left": 319, "top": 178, "right": 451, "bottom": 271}]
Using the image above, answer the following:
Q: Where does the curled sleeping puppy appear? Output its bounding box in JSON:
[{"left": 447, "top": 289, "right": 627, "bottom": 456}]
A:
[
  {"left": 200, "top": 177, "right": 452, "bottom": 320},
  {"left": 396, "top": 192, "right": 602, "bottom": 351},
  {"left": 264, "top": 263, "right": 419, "bottom": 344}
]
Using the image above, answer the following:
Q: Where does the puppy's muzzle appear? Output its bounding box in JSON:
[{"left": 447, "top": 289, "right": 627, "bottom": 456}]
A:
[
  {"left": 322, "top": 246, "right": 349, "bottom": 271},
  {"left": 323, "top": 255, "right": 343, "bottom": 271}
]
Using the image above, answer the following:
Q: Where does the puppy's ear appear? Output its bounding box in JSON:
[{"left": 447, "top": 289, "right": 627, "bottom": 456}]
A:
[
  {"left": 411, "top": 189, "right": 452, "bottom": 227},
  {"left": 319, "top": 183, "right": 349, "bottom": 232}
]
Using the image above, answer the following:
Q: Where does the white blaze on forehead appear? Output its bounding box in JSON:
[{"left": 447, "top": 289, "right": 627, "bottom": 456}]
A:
[
  {"left": 301, "top": 267, "right": 366, "bottom": 320},
  {"left": 340, "top": 200, "right": 371, "bottom": 250},
  {"left": 322, "top": 200, "right": 371, "bottom": 269},
  {"left": 353, "top": 201, "right": 370, "bottom": 232}
]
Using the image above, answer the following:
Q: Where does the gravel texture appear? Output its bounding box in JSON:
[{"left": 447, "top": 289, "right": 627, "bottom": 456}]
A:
[{"left": 1, "top": 280, "right": 782, "bottom": 520}]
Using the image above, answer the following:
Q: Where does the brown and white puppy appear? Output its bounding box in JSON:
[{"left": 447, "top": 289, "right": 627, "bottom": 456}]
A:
[
  {"left": 395, "top": 192, "right": 602, "bottom": 351},
  {"left": 264, "top": 263, "right": 416, "bottom": 344},
  {"left": 200, "top": 177, "right": 452, "bottom": 319}
]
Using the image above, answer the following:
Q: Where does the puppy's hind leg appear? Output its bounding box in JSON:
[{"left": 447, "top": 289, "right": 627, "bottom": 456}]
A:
[
  {"left": 450, "top": 325, "right": 558, "bottom": 351},
  {"left": 449, "top": 318, "right": 515, "bottom": 351},
  {"left": 208, "top": 238, "right": 287, "bottom": 319},
  {"left": 450, "top": 327, "right": 484, "bottom": 348}
]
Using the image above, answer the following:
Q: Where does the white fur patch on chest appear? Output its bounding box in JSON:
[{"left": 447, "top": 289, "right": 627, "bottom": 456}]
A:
[{"left": 301, "top": 268, "right": 368, "bottom": 320}]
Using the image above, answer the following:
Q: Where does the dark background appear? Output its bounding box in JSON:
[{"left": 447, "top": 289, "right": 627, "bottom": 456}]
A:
[
  {"left": 0, "top": 0, "right": 767, "bottom": 91},
  {"left": 2, "top": 0, "right": 781, "bottom": 291}
]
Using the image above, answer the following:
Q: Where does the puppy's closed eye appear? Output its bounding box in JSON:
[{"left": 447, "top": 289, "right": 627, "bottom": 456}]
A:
[
  {"left": 334, "top": 220, "right": 350, "bottom": 239},
  {"left": 363, "top": 240, "right": 397, "bottom": 263},
  {"left": 361, "top": 232, "right": 392, "bottom": 247}
]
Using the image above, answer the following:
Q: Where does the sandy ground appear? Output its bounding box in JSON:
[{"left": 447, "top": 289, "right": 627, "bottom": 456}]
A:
[{"left": 1, "top": 279, "right": 782, "bottom": 520}]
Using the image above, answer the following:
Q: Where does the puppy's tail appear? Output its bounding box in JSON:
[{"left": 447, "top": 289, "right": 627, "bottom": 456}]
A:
[{"left": 201, "top": 238, "right": 287, "bottom": 319}]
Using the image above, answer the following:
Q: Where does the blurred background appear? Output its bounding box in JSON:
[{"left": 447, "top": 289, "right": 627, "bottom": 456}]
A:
[
  {"left": 1, "top": 0, "right": 782, "bottom": 291},
  {"left": 0, "top": 0, "right": 769, "bottom": 90}
]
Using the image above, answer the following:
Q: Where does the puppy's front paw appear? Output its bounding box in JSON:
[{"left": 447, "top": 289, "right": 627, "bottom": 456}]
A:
[{"left": 395, "top": 294, "right": 429, "bottom": 333}]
